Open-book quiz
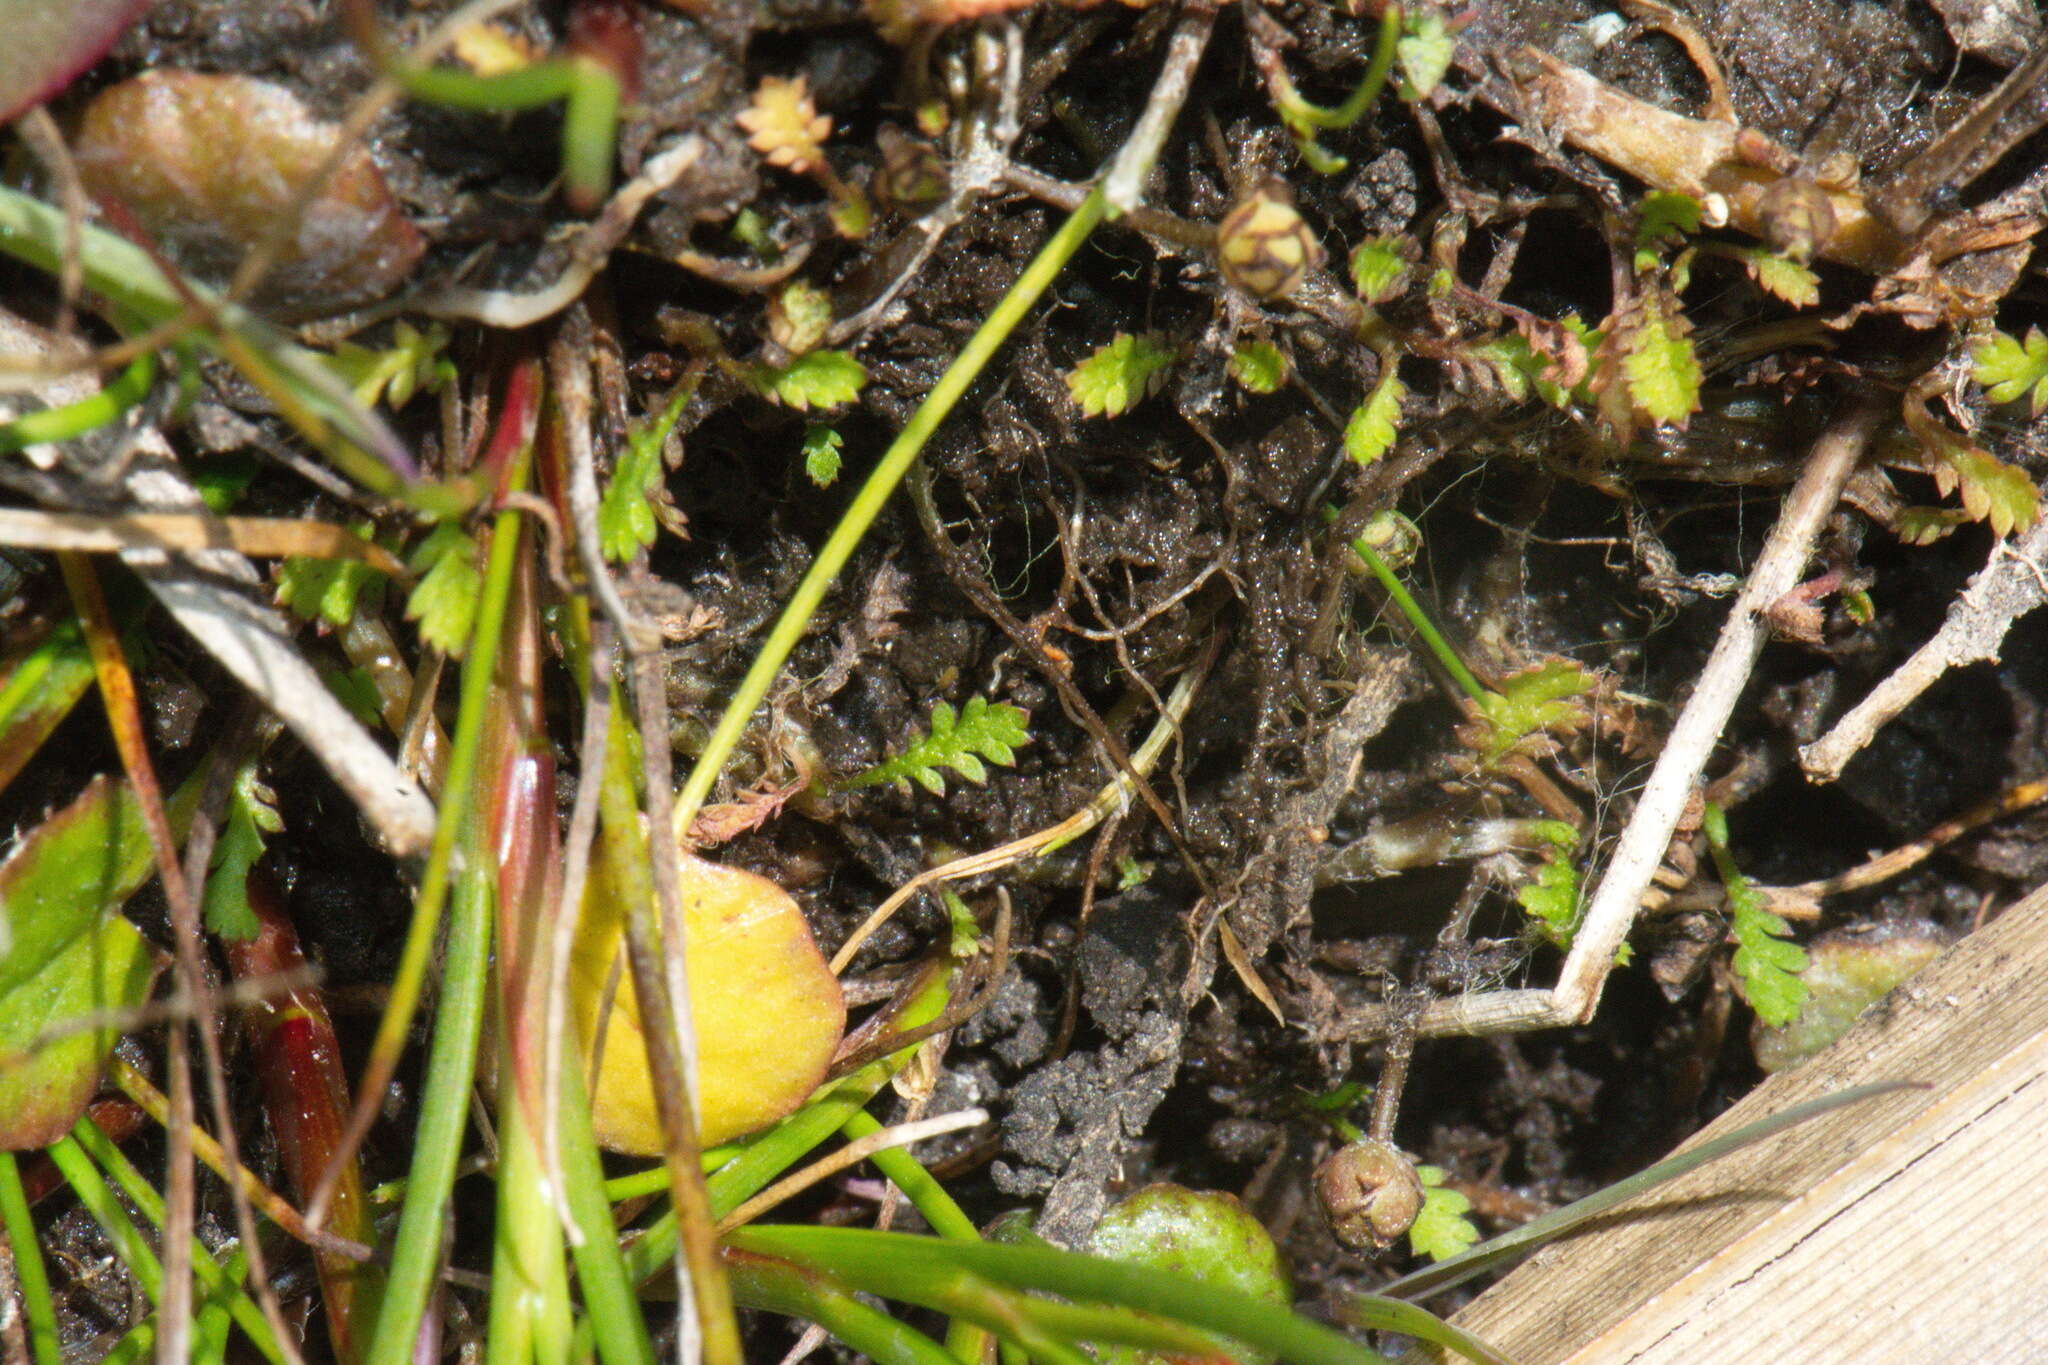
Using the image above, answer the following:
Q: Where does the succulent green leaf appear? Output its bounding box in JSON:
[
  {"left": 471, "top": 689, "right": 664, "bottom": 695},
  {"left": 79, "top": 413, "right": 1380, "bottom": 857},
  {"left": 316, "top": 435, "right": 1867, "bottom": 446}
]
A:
[
  {"left": 1067, "top": 333, "right": 1177, "bottom": 418},
  {"left": 751, "top": 349, "right": 868, "bottom": 411},
  {"left": 840, "top": 694, "right": 1031, "bottom": 796},
  {"left": 0, "top": 776, "right": 171, "bottom": 1149},
  {"left": 1085, "top": 1184, "right": 1291, "bottom": 1365}
]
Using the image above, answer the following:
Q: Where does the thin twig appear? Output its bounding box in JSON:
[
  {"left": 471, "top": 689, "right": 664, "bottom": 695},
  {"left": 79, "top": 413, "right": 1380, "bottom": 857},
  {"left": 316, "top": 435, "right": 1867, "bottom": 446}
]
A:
[{"left": 1803, "top": 516, "right": 2048, "bottom": 782}]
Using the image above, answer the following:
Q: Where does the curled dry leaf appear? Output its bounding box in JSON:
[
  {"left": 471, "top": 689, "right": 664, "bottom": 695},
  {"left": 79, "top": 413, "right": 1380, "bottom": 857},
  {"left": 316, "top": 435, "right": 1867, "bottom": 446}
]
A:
[
  {"left": 576, "top": 849, "right": 845, "bottom": 1153},
  {"left": 74, "top": 71, "right": 425, "bottom": 313}
]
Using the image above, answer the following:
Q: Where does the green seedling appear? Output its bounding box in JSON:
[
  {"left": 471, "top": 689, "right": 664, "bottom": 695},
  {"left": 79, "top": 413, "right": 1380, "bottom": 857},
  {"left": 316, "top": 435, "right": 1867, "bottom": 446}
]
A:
[
  {"left": 1975, "top": 325, "right": 2048, "bottom": 414},
  {"left": 801, "top": 423, "right": 845, "bottom": 486},
  {"left": 1409, "top": 1167, "right": 1479, "bottom": 1262},
  {"left": 599, "top": 380, "right": 692, "bottom": 563},
  {"left": 1344, "top": 363, "right": 1405, "bottom": 465},
  {"left": 750, "top": 349, "right": 868, "bottom": 410},
  {"left": 1229, "top": 340, "right": 1289, "bottom": 394}
]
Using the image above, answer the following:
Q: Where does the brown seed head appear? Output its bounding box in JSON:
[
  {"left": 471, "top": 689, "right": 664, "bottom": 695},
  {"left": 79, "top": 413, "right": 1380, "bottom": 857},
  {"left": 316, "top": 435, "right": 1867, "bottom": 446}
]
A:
[{"left": 1315, "top": 1137, "right": 1425, "bottom": 1251}]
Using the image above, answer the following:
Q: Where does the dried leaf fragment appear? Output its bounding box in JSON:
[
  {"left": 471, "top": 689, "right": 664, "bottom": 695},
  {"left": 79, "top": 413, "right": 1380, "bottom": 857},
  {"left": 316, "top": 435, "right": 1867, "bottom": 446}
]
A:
[{"left": 74, "top": 71, "right": 425, "bottom": 312}]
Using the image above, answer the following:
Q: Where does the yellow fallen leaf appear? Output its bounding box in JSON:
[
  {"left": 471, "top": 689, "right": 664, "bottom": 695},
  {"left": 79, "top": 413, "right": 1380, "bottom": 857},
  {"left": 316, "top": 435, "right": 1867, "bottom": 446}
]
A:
[{"left": 576, "top": 849, "right": 845, "bottom": 1153}]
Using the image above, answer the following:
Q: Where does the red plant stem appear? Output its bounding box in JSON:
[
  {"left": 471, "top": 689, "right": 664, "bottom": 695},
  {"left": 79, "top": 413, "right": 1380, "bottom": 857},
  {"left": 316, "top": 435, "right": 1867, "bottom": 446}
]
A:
[{"left": 225, "top": 868, "right": 379, "bottom": 1365}]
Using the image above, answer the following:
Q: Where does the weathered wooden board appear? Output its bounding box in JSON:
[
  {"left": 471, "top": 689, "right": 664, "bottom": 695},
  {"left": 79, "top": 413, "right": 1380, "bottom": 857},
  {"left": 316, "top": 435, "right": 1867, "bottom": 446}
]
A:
[{"left": 1403, "top": 880, "right": 2048, "bottom": 1364}]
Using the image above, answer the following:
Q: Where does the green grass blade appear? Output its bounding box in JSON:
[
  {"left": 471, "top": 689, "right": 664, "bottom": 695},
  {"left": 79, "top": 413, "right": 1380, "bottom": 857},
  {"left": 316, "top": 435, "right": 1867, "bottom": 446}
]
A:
[
  {"left": 726, "top": 1226, "right": 1397, "bottom": 1365},
  {"left": 556, "top": 1051, "right": 659, "bottom": 1365},
  {"left": 69, "top": 1116, "right": 284, "bottom": 1365},
  {"left": 0, "top": 1152, "right": 59, "bottom": 1365},
  {"left": 726, "top": 1250, "right": 962, "bottom": 1365},
  {"left": 363, "top": 856, "right": 494, "bottom": 1365}
]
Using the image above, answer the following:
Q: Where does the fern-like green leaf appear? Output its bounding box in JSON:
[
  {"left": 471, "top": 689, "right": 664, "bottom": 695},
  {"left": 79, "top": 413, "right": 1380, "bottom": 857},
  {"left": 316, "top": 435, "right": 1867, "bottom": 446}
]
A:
[
  {"left": 600, "top": 385, "right": 689, "bottom": 563},
  {"left": 841, "top": 695, "right": 1031, "bottom": 796},
  {"left": 1705, "top": 803, "right": 1808, "bottom": 1028},
  {"left": 202, "top": 763, "right": 282, "bottom": 942},
  {"left": 1476, "top": 659, "right": 1591, "bottom": 761},
  {"left": 1618, "top": 294, "right": 1702, "bottom": 428},
  {"left": 1348, "top": 235, "right": 1412, "bottom": 304},
  {"left": 1409, "top": 1167, "right": 1480, "bottom": 1262},
  {"left": 1067, "top": 333, "right": 1176, "bottom": 418},
  {"left": 1514, "top": 823, "right": 1582, "bottom": 949},
  {"left": 276, "top": 529, "right": 382, "bottom": 629},
  {"left": 1343, "top": 365, "right": 1405, "bottom": 465},
  {"left": 1932, "top": 441, "right": 2040, "bottom": 537},
  {"left": 1733, "top": 246, "right": 1820, "bottom": 308}
]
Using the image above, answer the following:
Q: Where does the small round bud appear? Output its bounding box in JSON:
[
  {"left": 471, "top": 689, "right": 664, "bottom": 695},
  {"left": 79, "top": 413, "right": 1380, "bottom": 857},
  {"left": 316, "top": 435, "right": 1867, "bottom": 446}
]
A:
[
  {"left": 1316, "top": 1137, "right": 1424, "bottom": 1251},
  {"left": 1217, "top": 180, "right": 1326, "bottom": 300},
  {"left": 1756, "top": 176, "right": 1837, "bottom": 264}
]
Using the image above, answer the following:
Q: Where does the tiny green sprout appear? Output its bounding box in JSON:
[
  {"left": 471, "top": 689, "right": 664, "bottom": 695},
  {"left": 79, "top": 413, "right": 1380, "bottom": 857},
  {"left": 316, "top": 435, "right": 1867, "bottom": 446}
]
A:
[
  {"left": 750, "top": 349, "right": 867, "bottom": 411},
  {"left": 729, "top": 207, "right": 773, "bottom": 257},
  {"left": 1409, "top": 1167, "right": 1479, "bottom": 1262},
  {"left": 405, "top": 521, "right": 482, "bottom": 657},
  {"left": 839, "top": 695, "right": 1031, "bottom": 796},
  {"left": 1973, "top": 326, "right": 2048, "bottom": 415},
  {"left": 1704, "top": 802, "right": 1809, "bottom": 1028},
  {"left": 1229, "top": 340, "right": 1289, "bottom": 394},
  {"left": 1843, "top": 587, "right": 1876, "bottom": 624},
  {"left": 1634, "top": 191, "right": 1702, "bottom": 265},
  {"left": 1395, "top": 9, "right": 1455, "bottom": 103},
  {"left": 1343, "top": 364, "right": 1405, "bottom": 465},
  {"left": 1114, "top": 855, "right": 1153, "bottom": 890},
  {"left": 1348, "top": 235, "right": 1413, "bottom": 305},
  {"left": 328, "top": 320, "right": 454, "bottom": 410},
  {"left": 801, "top": 423, "right": 844, "bottom": 487},
  {"left": 1067, "top": 333, "right": 1177, "bottom": 418},
  {"left": 1475, "top": 659, "right": 1592, "bottom": 761}
]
